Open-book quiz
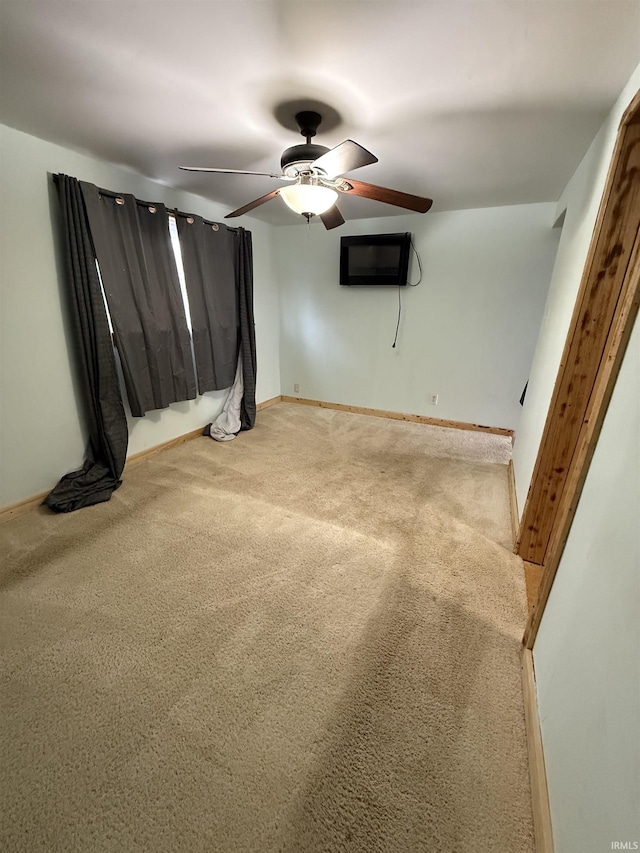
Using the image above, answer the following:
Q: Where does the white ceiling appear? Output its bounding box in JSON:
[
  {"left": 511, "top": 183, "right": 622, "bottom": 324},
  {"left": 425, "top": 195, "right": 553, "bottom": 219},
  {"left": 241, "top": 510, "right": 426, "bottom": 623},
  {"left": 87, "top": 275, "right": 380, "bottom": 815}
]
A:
[{"left": 1, "top": 1, "right": 639, "bottom": 225}]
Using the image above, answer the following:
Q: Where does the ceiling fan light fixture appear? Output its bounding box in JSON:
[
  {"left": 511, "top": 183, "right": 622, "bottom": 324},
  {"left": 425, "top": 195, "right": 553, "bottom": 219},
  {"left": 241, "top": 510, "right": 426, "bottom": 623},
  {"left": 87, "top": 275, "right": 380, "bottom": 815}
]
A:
[{"left": 279, "top": 183, "right": 338, "bottom": 216}]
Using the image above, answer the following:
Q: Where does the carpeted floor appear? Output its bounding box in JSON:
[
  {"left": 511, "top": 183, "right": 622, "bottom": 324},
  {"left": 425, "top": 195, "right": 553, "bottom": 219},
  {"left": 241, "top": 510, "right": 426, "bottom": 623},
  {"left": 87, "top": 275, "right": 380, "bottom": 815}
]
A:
[{"left": 0, "top": 403, "right": 533, "bottom": 852}]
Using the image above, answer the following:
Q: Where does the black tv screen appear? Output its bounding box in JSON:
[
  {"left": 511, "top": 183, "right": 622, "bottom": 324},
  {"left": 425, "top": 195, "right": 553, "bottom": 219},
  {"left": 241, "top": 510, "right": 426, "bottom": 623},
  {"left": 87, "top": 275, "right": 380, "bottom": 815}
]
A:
[{"left": 340, "top": 232, "right": 411, "bottom": 286}]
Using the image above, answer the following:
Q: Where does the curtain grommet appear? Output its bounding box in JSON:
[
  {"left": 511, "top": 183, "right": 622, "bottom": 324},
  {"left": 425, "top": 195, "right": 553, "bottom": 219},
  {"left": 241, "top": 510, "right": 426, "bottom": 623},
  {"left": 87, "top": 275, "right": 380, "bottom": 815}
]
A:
[
  {"left": 115, "top": 197, "right": 125, "bottom": 205},
  {"left": 187, "top": 216, "right": 195, "bottom": 224},
  {"left": 148, "top": 206, "right": 157, "bottom": 214},
  {"left": 212, "top": 224, "right": 219, "bottom": 231}
]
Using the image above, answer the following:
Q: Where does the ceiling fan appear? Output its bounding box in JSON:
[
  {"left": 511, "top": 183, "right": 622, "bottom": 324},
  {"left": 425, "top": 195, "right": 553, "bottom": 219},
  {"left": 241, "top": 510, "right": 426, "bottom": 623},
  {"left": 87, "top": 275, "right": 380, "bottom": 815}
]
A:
[{"left": 180, "top": 111, "right": 433, "bottom": 229}]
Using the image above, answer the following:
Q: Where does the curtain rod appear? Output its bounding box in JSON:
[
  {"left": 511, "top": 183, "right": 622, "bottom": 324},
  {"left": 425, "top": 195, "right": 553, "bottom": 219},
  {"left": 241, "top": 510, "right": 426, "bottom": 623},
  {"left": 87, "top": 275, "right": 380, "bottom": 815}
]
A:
[
  {"left": 53, "top": 174, "right": 241, "bottom": 233},
  {"left": 100, "top": 187, "right": 241, "bottom": 233}
]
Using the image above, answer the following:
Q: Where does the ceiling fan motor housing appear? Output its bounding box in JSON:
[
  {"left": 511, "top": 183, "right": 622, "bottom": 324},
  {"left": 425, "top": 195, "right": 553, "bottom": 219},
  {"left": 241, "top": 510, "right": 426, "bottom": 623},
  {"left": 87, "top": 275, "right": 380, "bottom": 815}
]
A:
[{"left": 281, "top": 143, "right": 330, "bottom": 176}]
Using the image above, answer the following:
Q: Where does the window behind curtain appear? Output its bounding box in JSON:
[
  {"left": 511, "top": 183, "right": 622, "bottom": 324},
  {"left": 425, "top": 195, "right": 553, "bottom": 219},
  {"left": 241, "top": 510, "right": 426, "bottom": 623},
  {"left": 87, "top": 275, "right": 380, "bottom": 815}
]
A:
[{"left": 81, "top": 185, "right": 197, "bottom": 417}]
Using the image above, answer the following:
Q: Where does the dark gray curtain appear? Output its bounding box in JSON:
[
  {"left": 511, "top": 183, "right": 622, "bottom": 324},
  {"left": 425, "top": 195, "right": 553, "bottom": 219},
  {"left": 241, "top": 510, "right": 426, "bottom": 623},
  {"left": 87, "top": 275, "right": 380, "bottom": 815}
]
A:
[
  {"left": 236, "top": 228, "right": 257, "bottom": 430},
  {"left": 80, "top": 184, "right": 196, "bottom": 417},
  {"left": 44, "top": 175, "right": 128, "bottom": 513},
  {"left": 175, "top": 215, "right": 239, "bottom": 393}
]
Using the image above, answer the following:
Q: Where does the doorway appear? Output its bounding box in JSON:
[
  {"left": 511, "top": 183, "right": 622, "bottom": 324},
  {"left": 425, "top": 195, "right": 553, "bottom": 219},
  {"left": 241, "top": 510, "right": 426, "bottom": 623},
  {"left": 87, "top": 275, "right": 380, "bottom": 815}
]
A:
[{"left": 516, "top": 90, "right": 640, "bottom": 648}]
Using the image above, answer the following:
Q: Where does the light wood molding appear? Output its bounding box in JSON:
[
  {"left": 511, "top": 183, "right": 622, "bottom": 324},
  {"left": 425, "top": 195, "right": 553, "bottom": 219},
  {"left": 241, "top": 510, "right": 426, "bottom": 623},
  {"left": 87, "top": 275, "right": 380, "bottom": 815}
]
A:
[
  {"left": 508, "top": 460, "right": 519, "bottom": 549},
  {"left": 516, "top": 117, "right": 640, "bottom": 565},
  {"left": 0, "top": 396, "right": 284, "bottom": 521},
  {"left": 0, "top": 490, "right": 51, "bottom": 524},
  {"left": 95, "top": 396, "right": 284, "bottom": 471},
  {"left": 523, "top": 561, "right": 545, "bottom": 615},
  {"left": 0, "top": 427, "right": 207, "bottom": 522},
  {"left": 523, "top": 229, "right": 640, "bottom": 648},
  {"left": 124, "top": 426, "right": 204, "bottom": 469},
  {"left": 620, "top": 87, "right": 640, "bottom": 128},
  {"left": 521, "top": 648, "right": 554, "bottom": 853},
  {"left": 281, "top": 396, "right": 513, "bottom": 437},
  {"left": 519, "top": 95, "right": 640, "bottom": 648},
  {"left": 545, "top": 234, "right": 639, "bottom": 560},
  {"left": 256, "top": 395, "right": 283, "bottom": 410}
]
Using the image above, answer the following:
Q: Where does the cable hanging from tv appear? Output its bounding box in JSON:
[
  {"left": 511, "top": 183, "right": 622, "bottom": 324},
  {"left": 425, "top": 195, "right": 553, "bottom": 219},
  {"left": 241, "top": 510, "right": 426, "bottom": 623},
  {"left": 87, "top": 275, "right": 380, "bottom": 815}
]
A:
[
  {"left": 337, "top": 231, "right": 422, "bottom": 346},
  {"left": 392, "top": 236, "right": 422, "bottom": 347}
]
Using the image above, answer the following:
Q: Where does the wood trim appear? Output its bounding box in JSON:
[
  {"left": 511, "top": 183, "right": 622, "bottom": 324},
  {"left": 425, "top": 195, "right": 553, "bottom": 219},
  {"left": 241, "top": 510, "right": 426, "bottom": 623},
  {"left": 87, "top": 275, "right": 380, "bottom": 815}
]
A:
[
  {"left": 515, "top": 116, "right": 637, "bottom": 560},
  {"left": 256, "top": 395, "right": 283, "bottom": 410},
  {"left": 620, "top": 87, "right": 640, "bottom": 128},
  {"left": 124, "top": 426, "right": 204, "bottom": 469},
  {"left": 508, "top": 460, "right": 519, "bottom": 549},
  {"left": 524, "top": 561, "right": 545, "bottom": 615},
  {"left": 522, "top": 648, "right": 554, "bottom": 853},
  {"left": 523, "top": 231, "right": 640, "bottom": 648},
  {"left": 519, "top": 93, "right": 640, "bottom": 647},
  {"left": 0, "top": 490, "right": 51, "bottom": 524},
  {"left": 516, "top": 117, "right": 640, "bottom": 565},
  {"left": 0, "top": 397, "right": 284, "bottom": 522},
  {"left": 281, "top": 396, "right": 513, "bottom": 437},
  {"left": 96, "top": 396, "right": 285, "bottom": 471}
]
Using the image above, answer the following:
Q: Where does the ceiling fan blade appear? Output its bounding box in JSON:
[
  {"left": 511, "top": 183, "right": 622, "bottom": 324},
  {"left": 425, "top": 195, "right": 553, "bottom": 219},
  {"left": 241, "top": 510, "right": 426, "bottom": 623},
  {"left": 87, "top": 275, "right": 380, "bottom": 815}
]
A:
[
  {"left": 225, "top": 189, "right": 281, "bottom": 218},
  {"left": 319, "top": 205, "right": 345, "bottom": 230},
  {"left": 339, "top": 179, "right": 433, "bottom": 213},
  {"left": 312, "top": 140, "right": 378, "bottom": 178},
  {"left": 180, "top": 166, "right": 292, "bottom": 179}
]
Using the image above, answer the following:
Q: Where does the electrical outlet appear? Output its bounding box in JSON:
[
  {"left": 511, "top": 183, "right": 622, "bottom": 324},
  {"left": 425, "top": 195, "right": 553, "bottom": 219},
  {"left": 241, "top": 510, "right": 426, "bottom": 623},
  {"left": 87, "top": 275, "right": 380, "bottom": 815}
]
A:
[
  {"left": 430, "top": 393, "right": 439, "bottom": 405},
  {"left": 293, "top": 383, "right": 300, "bottom": 394}
]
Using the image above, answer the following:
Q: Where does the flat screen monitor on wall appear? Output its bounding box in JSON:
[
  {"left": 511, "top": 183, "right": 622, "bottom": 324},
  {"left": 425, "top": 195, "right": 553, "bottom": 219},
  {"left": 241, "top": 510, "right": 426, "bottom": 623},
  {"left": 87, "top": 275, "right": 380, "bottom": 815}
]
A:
[{"left": 340, "top": 232, "right": 411, "bottom": 286}]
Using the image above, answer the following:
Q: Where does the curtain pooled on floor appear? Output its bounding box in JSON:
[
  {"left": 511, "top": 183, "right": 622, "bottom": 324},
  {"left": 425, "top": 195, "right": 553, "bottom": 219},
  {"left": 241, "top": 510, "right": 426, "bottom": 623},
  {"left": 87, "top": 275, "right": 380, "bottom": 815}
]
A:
[
  {"left": 80, "top": 184, "right": 196, "bottom": 417},
  {"left": 44, "top": 175, "right": 128, "bottom": 513}
]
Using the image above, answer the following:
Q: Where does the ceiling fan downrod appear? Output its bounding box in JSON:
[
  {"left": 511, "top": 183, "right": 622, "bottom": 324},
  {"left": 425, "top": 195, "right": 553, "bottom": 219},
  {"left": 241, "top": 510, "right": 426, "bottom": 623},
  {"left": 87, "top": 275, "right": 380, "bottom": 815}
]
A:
[
  {"left": 295, "top": 110, "right": 322, "bottom": 144},
  {"left": 280, "top": 112, "right": 330, "bottom": 176}
]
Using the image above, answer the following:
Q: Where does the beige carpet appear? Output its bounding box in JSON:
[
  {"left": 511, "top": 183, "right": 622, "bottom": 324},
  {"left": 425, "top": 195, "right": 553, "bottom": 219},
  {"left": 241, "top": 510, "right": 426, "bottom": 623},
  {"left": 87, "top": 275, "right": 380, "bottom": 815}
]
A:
[{"left": 0, "top": 403, "right": 533, "bottom": 852}]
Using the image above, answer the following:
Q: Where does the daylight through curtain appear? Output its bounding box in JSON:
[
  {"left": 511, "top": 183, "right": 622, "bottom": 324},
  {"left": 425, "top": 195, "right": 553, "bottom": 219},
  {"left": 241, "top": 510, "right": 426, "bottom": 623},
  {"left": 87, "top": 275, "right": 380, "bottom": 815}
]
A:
[
  {"left": 176, "top": 217, "right": 257, "bottom": 432},
  {"left": 175, "top": 215, "right": 239, "bottom": 393},
  {"left": 80, "top": 184, "right": 197, "bottom": 417}
]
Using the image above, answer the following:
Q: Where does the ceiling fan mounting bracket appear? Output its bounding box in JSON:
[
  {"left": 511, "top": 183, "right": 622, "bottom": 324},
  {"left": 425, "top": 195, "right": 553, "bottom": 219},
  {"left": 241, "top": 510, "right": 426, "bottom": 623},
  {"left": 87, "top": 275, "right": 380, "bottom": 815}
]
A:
[{"left": 295, "top": 110, "right": 322, "bottom": 142}]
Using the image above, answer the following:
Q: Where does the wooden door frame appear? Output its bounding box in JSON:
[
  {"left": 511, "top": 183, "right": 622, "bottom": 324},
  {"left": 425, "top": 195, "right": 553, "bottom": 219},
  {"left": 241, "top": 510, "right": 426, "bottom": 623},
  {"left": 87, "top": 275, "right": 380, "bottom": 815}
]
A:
[{"left": 517, "top": 89, "right": 640, "bottom": 649}]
